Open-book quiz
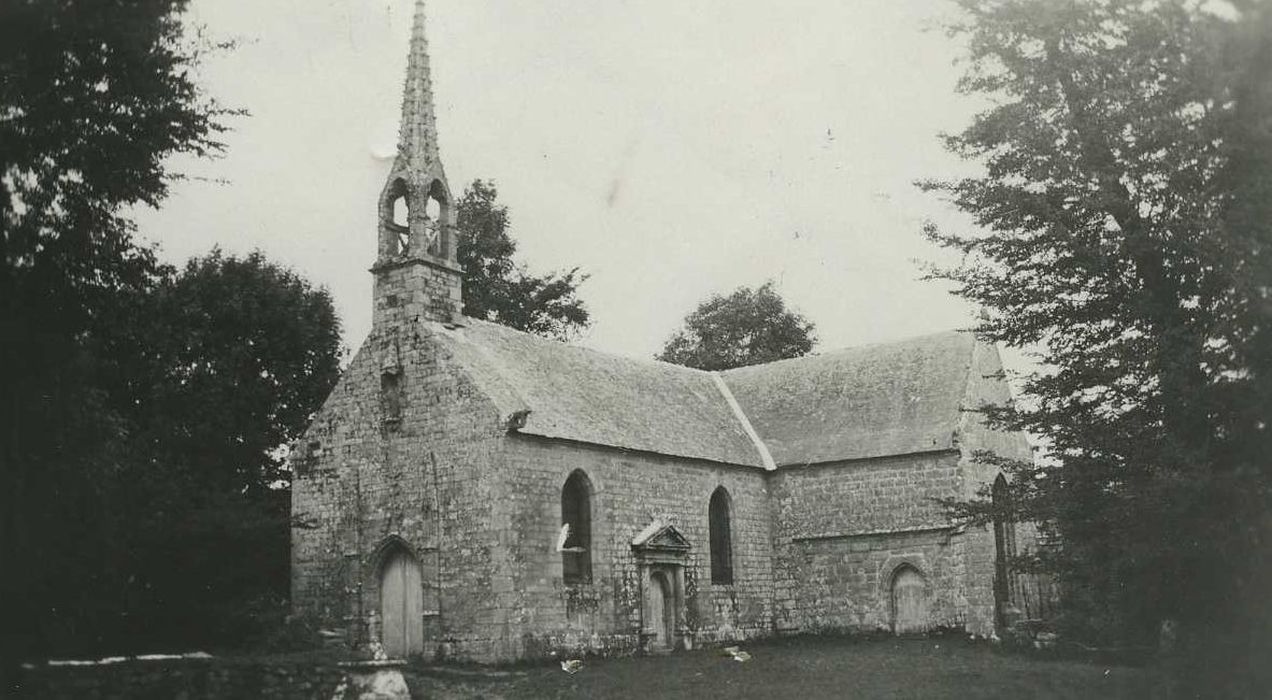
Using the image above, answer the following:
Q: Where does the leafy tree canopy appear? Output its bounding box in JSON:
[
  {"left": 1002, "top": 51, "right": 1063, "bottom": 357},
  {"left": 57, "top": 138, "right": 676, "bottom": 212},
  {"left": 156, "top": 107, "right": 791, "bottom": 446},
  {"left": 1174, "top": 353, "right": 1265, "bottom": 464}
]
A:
[
  {"left": 0, "top": 0, "right": 345, "bottom": 657},
  {"left": 0, "top": 0, "right": 230, "bottom": 309},
  {"left": 657, "top": 281, "right": 816, "bottom": 371},
  {"left": 140, "top": 249, "right": 343, "bottom": 497},
  {"left": 119, "top": 249, "right": 342, "bottom": 647},
  {"left": 456, "top": 180, "right": 590, "bottom": 340},
  {"left": 924, "top": 0, "right": 1272, "bottom": 688},
  {"left": 0, "top": 0, "right": 231, "bottom": 657}
]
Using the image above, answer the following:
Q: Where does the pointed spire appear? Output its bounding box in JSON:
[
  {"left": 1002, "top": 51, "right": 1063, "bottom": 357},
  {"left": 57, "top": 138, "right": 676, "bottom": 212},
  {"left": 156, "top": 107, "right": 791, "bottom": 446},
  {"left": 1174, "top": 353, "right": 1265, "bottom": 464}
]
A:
[
  {"left": 372, "top": 0, "right": 462, "bottom": 329},
  {"left": 396, "top": 0, "right": 444, "bottom": 175},
  {"left": 378, "top": 0, "right": 453, "bottom": 264}
]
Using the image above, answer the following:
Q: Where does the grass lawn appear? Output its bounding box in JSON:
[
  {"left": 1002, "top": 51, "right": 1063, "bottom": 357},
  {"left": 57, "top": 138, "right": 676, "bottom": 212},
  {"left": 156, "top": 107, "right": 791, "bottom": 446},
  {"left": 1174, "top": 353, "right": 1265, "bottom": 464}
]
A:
[{"left": 404, "top": 635, "right": 1159, "bottom": 699}]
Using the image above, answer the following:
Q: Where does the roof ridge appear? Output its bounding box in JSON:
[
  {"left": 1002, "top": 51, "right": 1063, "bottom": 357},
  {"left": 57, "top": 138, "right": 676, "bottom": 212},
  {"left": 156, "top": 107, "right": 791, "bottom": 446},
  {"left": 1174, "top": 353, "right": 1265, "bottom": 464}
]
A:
[
  {"left": 722, "top": 328, "right": 972, "bottom": 375},
  {"left": 446, "top": 315, "right": 717, "bottom": 376},
  {"left": 449, "top": 317, "right": 975, "bottom": 378},
  {"left": 710, "top": 373, "right": 777, "bottom": 471}
]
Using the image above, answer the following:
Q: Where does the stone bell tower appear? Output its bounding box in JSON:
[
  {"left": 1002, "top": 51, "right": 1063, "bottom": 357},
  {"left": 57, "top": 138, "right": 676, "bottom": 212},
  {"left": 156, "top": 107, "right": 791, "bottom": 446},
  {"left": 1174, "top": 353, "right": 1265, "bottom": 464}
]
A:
[{"left": 372, "top": 0, "right": 462, "bottom": 329}]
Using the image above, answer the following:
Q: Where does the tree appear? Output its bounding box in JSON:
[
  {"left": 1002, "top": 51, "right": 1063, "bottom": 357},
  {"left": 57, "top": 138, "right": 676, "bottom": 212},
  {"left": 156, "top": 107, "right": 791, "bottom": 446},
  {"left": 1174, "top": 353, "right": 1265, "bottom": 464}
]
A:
[
  {"left": 0, "top": 0, "right": 229, "bottom": 657},
  {"left": 657, "top": 281, "right": 816, "bottom": 371},
  {"left": 922, "top": 0, "right": 1272, "bottom": 690},
  {"left": 3, "top": 243, "right": 341, "bottom": 654},
  {"left": 456, "top": 180, "right": 590, "bottom": 340},
  {"left": 120, "top": 249, "right": 342, "bottom": 647},
  {"left": 141, "top": 250, "right": 342, "bottom": 497}
]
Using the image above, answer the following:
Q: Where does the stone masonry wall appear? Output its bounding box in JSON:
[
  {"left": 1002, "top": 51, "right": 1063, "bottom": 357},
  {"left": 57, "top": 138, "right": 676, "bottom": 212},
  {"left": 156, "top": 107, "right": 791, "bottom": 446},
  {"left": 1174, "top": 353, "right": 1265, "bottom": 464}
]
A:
[
  {"left": 291, "top": 321, "right": 505, "bottom": 660},
  {"left": 772, "top": 452, "right": 962, "bottom": 540},
  {"left": 292, "top": 320, "right": 1025, "bottom": 662},
  {"left": 371, "top": 258, "right": 463, "bottom": 329},
  {"left": 769, "top": 451, "right": 984, "bottom": 634},
  {"left": 487, "top": 437, "right": 774, "bottom": 660},
  {"left": 784, "top": 528, "right": 975, "bottom": 633}
]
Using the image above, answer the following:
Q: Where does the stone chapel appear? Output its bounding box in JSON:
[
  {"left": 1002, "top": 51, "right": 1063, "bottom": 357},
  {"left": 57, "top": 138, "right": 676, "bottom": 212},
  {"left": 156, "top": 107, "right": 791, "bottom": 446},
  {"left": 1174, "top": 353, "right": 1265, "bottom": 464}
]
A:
[{"left": 290, "top": 0, "right": 1039, "bottom": 663}]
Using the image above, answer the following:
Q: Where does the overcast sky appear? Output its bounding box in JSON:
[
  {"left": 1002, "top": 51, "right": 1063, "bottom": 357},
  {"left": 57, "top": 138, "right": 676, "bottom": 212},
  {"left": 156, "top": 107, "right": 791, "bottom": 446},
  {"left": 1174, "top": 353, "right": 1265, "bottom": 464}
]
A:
[{"left": 132, "top": 0, "right": 989, "bottom": 361}]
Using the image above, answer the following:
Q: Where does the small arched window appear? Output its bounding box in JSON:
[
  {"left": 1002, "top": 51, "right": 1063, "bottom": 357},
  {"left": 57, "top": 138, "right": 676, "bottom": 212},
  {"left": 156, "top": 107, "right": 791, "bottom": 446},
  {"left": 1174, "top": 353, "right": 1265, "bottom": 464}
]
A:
[
  {"left": 380, "top": 370, "right": 403, "bottom": 427},
  {"left": 709, "top": 487, "right": 733, "bottom": 584},
  {"left": 392, "top": 196, "right": 410, "bottom": 229},
  {"left": 383, "top": 178, "right": 411, "bottom": 256},
  {"left": 424, "top": 179, "right": 448, "bottom": 257},
  {"left": 561, "top": 470, "right": 592, "bottom": 584}
]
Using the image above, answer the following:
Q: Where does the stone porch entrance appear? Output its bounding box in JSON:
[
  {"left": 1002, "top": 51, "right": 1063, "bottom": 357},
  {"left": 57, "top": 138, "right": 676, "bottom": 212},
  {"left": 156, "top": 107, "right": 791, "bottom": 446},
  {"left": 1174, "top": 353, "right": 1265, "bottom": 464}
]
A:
[{"left": 631, "top": 521, "right": 691, "bottom": 653}]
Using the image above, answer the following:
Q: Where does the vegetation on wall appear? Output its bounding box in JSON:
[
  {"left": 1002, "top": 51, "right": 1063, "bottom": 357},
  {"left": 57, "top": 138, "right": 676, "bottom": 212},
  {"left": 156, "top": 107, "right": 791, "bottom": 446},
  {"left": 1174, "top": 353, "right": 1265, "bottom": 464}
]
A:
[
  {"left": 657, "top": 281, "right": 816, "bottom": 371},
  {"left": 923, "top": 0, "right": 1272, "bottom": 692}
]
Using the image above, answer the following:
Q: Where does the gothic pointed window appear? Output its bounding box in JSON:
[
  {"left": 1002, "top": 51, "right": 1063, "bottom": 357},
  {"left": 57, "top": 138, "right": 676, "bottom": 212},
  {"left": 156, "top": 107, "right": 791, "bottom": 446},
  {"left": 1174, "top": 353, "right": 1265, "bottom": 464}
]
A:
[
  {"left": 709, "top": 487, "right": 733, "bottom": 584},
  {"left": 992, "top": 475, "right": 1017, "bottom": 624},
  {"left": 561, "top": 470, "right": 592, "bottom": 584}
]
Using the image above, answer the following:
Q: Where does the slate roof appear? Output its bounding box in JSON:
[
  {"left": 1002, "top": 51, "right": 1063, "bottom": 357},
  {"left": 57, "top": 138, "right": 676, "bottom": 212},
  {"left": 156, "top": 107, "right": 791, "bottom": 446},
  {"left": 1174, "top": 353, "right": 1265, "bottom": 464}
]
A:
[
  {"left": 430, "top": 318, "right": 982, "bottom": 469},
  {"left": 722, "top": 331, "right": 975, "bottom": 466},
  {"left": 431, "top": 318, "right": 767, "bottom": 467}
]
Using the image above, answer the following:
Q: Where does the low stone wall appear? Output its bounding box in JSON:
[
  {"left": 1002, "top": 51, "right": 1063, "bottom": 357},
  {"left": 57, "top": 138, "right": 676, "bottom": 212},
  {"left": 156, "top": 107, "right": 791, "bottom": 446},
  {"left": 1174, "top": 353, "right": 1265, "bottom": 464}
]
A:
[{"left": 14, "top": 658, "right": 348, "bottom": 699}]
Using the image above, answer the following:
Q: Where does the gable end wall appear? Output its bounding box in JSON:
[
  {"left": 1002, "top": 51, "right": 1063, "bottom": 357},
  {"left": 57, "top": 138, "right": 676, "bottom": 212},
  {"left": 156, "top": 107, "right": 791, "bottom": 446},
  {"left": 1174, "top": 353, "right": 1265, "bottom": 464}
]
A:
[{"left": 290, "top": 325, "right": 506, "bottom": 657}]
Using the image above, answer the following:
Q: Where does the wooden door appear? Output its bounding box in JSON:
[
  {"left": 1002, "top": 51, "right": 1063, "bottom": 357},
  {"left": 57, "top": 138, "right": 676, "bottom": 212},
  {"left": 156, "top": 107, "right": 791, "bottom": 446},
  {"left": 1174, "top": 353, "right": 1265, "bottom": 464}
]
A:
[
  {"left": 649, "top": 571, "right": 673, "bottom": 650},
  {"left": 891, "top": 566, "right": 929, "bottom": 634},
  {"left": 380, "top": 549, "right": 424, "bottom": 658}
]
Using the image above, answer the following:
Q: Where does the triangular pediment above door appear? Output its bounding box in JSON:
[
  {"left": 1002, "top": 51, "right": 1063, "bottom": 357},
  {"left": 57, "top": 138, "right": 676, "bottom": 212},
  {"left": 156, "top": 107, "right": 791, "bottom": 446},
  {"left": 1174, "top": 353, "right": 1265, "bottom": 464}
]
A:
[{"left": 630, "top": 520, "right": 691, "bottom": 552}]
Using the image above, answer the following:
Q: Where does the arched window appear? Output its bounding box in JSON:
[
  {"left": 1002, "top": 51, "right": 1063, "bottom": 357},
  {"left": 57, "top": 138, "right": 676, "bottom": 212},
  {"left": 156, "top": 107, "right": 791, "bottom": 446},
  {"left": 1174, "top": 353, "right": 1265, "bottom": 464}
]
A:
[
  {"left": 992, "top": 474, "right": 1017, "bottom": 624},
  {"left": 383, "top": 178, "right": 410, "bottom": 256},
  {"left": 709, "top": 487, "right": 733, "bottom": 584},
  {"left": 423, "top": 179, "right": 448, "bottom": 258},
  {"left": 561, "top": 470, "right": 592, "bottom": 584},
  {"left": 392, "top": 196, "right": 410, "bottom": 229}
]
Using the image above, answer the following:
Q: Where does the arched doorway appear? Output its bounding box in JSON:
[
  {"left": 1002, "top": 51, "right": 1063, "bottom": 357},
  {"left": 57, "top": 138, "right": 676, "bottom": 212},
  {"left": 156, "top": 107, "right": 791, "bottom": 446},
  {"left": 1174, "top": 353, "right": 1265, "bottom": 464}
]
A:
[
  {"left": 380, "top": 547, "right": 424, "bottom": 658},
  {"left": 649, "top": 570, "right": 675, "bottom": 651},
  {"left": 631, "top": 521, "right": 689, "bottom": 654},
  {"left": 891, "top": 565, "right": 929, "bottom": 634}
]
